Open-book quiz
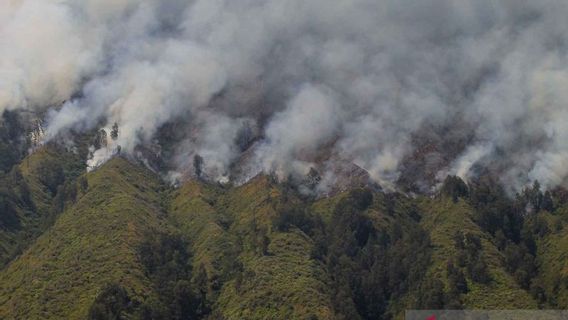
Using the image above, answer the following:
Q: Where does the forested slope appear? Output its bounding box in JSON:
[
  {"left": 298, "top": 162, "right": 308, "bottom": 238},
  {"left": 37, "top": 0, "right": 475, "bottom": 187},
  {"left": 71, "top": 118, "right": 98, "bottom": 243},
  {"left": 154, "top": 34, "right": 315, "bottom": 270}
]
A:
[
  {"left": 0, "top": 158, "right": 169, "bottom": 319},
  {"left": 1, "top": 152, "right": 568, "bottom": 319}
]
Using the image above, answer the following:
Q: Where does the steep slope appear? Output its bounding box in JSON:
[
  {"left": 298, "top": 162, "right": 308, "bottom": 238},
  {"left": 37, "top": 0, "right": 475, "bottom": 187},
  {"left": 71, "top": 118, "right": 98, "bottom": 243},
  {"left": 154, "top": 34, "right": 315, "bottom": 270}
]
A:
[
  {"left": 3, "top": 155, "right": 568, "bottom": 320},
  {"left": 171, "top": 176, "right": 338, "bottom": 319},
  {"left": 0, "top": 157, "right": 168, "bottom": 319},
  {"left": 316, "top": 190, "right": 434, "bottom": 320},
  {"left": 419, "top": 196, "right": 537, "bottom": 309},
  {"left": 0, "top": 145, "right": 85, "bottom": 267},
  {"left": 534, "top": 208, "right": 568, "bottom": 308},
  {"left": 169, "top": 176, "right": 547, "bottom": 319},
  {"left": 214, "top": 176, "right": 336, "bottom": 320},
  {"left": 169, "top": 180, "right": 240, "bottom": 305}
]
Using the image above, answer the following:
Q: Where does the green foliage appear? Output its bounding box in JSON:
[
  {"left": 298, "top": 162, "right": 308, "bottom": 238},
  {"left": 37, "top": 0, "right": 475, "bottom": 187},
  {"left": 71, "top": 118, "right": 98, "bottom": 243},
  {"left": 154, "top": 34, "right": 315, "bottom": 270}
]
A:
[
  {"left": 88, "top": 284, "right": 133, "bottom": 320},
  {"left": 420, "top": 194, "right": 537, "bottom": 310},
  {"left": 211, "top": 176, "right": 336, "bottom": 319},
  {"left": 453, "top": 231, "right": 491, "bottom": 284},
  {"left": 193, "top": 154, "right": 203, "bottom": 178},
  {"left": 0, "top": 145, "right": 88, "bottom": 268},
  {"left": 441, "top": 176, "right": 469, "bottom": 202},
  {"left": 35, "top": 157, "right": 65, "bottom": 195},
  {"left": 110, "top": 123, "right": 119, "bottom": 140},
  {"left": 0, "top": 110, "right": 28, "bottom": 173},
  {"left": 137, "top": 233, "right": 207, "bottom": 320},
  {"left": 5, "top": 155, "right": 568, "bottom": 319},
  {"left": 320, "top": 192, "right": 432, "bottom": 319},
  {"left": 417, "top": 278, "right": 446, "bottom": 309},
  {"left": 92, "top": 129, "right": 108, "bottom": 150},
  {"left": 468, "top": 177, "right": 522, "bottom": 239},
  {"left": 447, "top": 260, "right": 468, "bottom": 294},
  {"left": 517, "top": 180, "right": 554, "bottom": 213},
  {"left": 0, "top": 157, "right": 167, "bottom": 319},
  {"left": 234, "top": 120, "right": 255, "bottom": 152},
  {"left": 273, "top": 204, "right": 319, "bottom": 235},
  {"left": 348, "top": 188, "right": 374, "bottom": 211},
  {"left": 0, "top": 168, "right": 31, "bottom": 231}
]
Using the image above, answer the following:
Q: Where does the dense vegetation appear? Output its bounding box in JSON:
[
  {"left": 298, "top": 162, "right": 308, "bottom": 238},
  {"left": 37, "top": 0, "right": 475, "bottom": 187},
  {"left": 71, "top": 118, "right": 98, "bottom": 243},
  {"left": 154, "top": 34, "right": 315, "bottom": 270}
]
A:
[
  {"left": 0, "top": 110, "right": 29, "bottom": 173},
  {"left": 2, "top": 132, "right": 568, "bottom": 318}
]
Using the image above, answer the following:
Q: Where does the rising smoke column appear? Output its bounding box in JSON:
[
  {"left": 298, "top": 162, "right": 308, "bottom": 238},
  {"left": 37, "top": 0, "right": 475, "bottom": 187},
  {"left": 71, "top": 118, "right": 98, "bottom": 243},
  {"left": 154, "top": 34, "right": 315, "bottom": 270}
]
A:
[{"left": 3, "top": 0, "right": 568, "bottom": 191}]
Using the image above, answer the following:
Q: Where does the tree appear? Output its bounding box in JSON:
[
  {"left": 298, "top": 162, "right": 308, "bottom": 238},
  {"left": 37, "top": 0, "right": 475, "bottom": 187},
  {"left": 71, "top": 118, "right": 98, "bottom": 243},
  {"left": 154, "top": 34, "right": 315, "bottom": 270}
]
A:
[
  {"left": 88, "top": 284, "right": 132, "bottom": 320},
  {"left": 453, "top": 231, "right": 465, "bottom": 250},
  {"left": 469, "top": 259, "right": 490, "bottom": 284},
  {"left": 0, "top": 143, "right": 19, "bottom": 173},
  {"left": 303, "top": 167, "right": 321, "bottom": 191},
  {"left": 452, "top": 231, "right": 491, "bottom": 284},
  {"left": 518, "top": 180, "right": 544, "bottom": 213},
  {"left": 441, "top": 176, "right": 469, "bottom": 202},
  {"left": 136, "top": 233, "right": 207, "bottom": 320},
  {"left": 418, "top": 278, "right": 446, "bottom": 309},
  {"left": 463, "top": 233, "right": 482, "bottom": 258},
  {"left": 542, "top": 191, "right": 554, "bottom": 212},
  {"left": 173, "top": 280, "right": 204, "bottom": 319},
  {"left": 0, "top": 110, "right": 27, "bottom": 173},
  {"left": 78, "top": 176, "right": 89, "bottom": 193},
  {"left": 110, "top": 123, "right": 119, "bottom": 140},
  {"left": 93, "top": 129, "right": 108, "bottom": 150},
  {"left": 53, "top": 181, "right": 78, "bottom": 213},
  {"left": 494, "top": 230, "right": 507, "bottom": 251},
  {"left": 530, "top": 181, "right": 543, "bottom": 211},
  {"left": 447, "top": 260, "right": 468, "bottom": 294},
  {"left": 193, "top": 154, "right": 204, "bottom": 178},
  {"left": 36, "top": 158, "right": 65, "bottom": 195},
  {"left": 235, "top": 120, "right": 255, "bottom": 152},
  {"left": 2, "top": 110, "right": 24, "bottom": 141},
  {"left": 349, "top": 188, "right": 374, "bottom": 211},
  {"left": 0, "top": 194, "right": 20, "bottom": 229},
  {"left": 503, "top": 242, "right": 537, "bottom": 289},
  {"left": 273, "top": 205, "right": 315, "bottom": 235},
  {"left": 530, "top": 283, "right": 547, "bottom": 305},
  {"left": 193, "top": 264, "right": 211, "bottom": 316}
]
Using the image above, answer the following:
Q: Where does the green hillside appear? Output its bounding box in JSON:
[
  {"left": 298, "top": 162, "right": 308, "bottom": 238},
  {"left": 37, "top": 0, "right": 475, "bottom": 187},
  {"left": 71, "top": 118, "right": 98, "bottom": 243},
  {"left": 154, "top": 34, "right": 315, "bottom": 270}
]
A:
[
  {"left": 0, "top": 157, "right": 167, "bottom": 319},
  {"left": 534, "top": 208, "right": 568, "bottom": 308},
  {"left": 2, "top": 156, "right": 568, "bottom": 319},
  {"left": 170, "top": 176, "right": 337, "bottom": 319},
  {"left": 0, "top": 145, "right": 85, "bottom": 267},
  {"left": 419, "top": 197, "right": 537, "bottom": 309}
]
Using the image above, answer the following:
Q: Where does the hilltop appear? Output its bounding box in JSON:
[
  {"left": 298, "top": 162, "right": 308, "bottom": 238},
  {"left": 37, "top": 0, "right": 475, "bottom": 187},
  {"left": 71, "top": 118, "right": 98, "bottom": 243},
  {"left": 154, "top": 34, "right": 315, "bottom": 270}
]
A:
[{"left": 1, "top": 146, "right": 568, "bottom": 319}]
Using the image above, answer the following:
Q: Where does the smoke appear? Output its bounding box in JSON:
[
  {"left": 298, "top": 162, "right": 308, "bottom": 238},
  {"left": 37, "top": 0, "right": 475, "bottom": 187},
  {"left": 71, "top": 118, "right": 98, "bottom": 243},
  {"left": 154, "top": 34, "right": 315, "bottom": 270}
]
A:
[
  {"left": 436, "top": 144, "right": 493, "bottom": 188},
  {"left": 0, "top": 0, "right": 100, "bottom": 111},
  {"left": 4, "top": 0, "right": 568, "bottom": 191},
  {"left": 255, "top": 84, "right": 342, "bottom": 177}
]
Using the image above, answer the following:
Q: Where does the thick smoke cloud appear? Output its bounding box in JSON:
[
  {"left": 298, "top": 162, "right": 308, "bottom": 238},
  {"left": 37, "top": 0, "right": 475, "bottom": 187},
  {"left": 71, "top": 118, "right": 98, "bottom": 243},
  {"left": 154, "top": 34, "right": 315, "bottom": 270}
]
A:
[{"left": 3, "top": 0, "right": 568, "bottom": 192}]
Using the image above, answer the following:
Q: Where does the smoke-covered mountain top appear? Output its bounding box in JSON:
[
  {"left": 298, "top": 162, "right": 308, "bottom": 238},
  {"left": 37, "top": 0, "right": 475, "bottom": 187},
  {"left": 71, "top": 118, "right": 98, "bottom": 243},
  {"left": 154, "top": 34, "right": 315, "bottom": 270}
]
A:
[{"left": 3, "top": 0, "right": 568, "bottom": 193}]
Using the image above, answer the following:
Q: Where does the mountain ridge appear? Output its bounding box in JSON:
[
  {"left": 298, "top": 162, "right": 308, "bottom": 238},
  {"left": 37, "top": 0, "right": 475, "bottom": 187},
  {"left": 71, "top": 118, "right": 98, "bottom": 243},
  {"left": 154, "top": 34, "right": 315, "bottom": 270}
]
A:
[{"left": 1, "top": 150, "right": 567, "bottom": 319}]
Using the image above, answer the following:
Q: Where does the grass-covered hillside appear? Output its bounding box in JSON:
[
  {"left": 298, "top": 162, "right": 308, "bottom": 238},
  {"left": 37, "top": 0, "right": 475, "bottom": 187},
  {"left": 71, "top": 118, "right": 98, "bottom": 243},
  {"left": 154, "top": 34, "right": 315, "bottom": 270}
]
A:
[
  {"left": 0, "top": 157, "right": 169, "bottom": 319},
  {"left": 0, "top": 145, "right": 85, "bottom": 267},
  {"left": 2, "top": 152, "right": 568, "bottom": 319}
]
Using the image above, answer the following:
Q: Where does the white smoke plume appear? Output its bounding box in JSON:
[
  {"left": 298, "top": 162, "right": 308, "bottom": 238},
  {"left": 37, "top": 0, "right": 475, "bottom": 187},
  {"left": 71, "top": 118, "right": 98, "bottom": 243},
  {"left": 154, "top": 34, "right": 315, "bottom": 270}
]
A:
[{"left": 3, "top": 0, "right": 568, "bottom": 191}]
